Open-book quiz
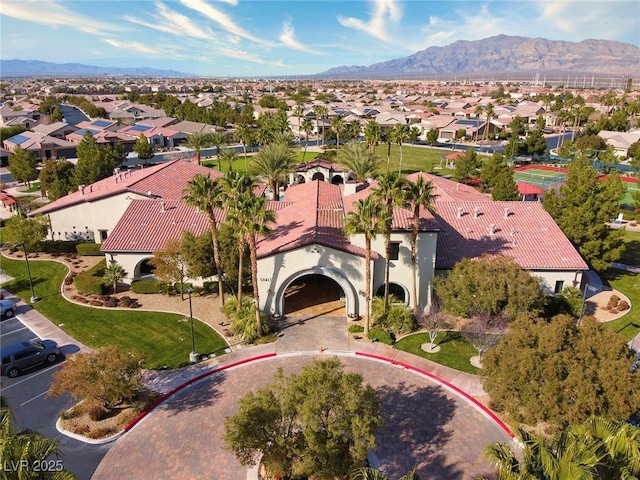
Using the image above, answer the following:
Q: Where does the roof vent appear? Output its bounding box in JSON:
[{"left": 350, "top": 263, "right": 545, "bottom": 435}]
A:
[
  {"left": 457, "top": 207, "right": 464, "bottom": 219},
  {"left": 474, "top": 206, "right": 481, "bottom": 218},
  {"left": 504, "top": 207, "right": 511, "bottom": 219},
  {"left": 510, "top": 228, "right": 516, "bottom": 236},
  {"left": 113, "top": 168, "right": 120, "bottom": 176},
  {"left": 489, "top": 223, "right": 496, "bottom": 235},
  {"left": 78, "top": 184, "right": 85, "bottom": 194},
  {"left": 160, "top": 201, "right": 166, "bottom": 213}
]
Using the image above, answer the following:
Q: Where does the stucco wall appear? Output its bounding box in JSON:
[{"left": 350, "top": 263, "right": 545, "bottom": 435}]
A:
[
  {"left": 257, "top": 244, "right": 368, "bottom": 318},
  {"left": 531, "top": 269, "right": 584, "bottom": 295},
  {"left": 45, "top": 192, "right": 146, "bottom": 243}
]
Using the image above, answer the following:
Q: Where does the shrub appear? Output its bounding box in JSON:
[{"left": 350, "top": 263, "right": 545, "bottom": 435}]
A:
[
  {"left": 118, "top": 296, "right": 138, "bottom": 308},
  {"left": 41, "top": 240, "right": 84, "bottom": 254},
  {"left": 377, "top": 305, "right": 415, "bottom": 335},
  {"left": 158, "top": 282, "right": 179, "bottom": 296},
  {"left": 76, "top": 243, "right": 103, "bottom": 256},
  {"left": 202, "top": 281, "right": 218, "bottom": 294},
  {"left": 74, "top": 259, "right": 109, "bottom": 295},
  {"left": 86, "top": 427, "right": 117, "bottom": 439},
  {"left": 131, "top": 278, "right": 162, "bottom": 294},
  {"left": 87, "top": 403, "right": 108, "bottom": 422},
  {"left": 618, "top": 300, "right": 630, "bottom": 311},
  {"left": 224, "top": 297, "right": 270, "bottom": 344},
  {"left": 368, "top": 328, "right": 395, "bottom": 345},
  {"left": 348, "top": 324, "right": 364, "bottom": 334},
  {"left": 103, "top": 297, "right": 118, "bottom": 308}
]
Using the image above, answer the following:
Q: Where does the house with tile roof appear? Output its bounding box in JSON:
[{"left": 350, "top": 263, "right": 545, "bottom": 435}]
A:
[
  {"left": 30, "top": 157, "right": 587, "bottom": 317},
  {"left": 2, "top": 131, "right": 77, "bottom": 161}
]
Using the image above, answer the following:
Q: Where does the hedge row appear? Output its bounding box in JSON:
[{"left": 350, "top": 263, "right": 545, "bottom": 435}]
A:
[
  {"left": 76, "top": 243, "right": 103, "bottom": 256},
  {"left": 131, "top": 279, "right": 162, "bottom": 294},
  {"left": 40, "top": 240, "right": 85, "bottom": 254},
  {"left": 74, "top": 259, "right": 109, "bottom": 295}
]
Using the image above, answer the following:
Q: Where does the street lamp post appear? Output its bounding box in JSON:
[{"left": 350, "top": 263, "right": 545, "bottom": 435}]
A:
[
  {"left": 15, "top": 243, "right": 37, "bottom": 303},
  {"left": 187, "top": 287, "right": 198, "bottom": 363}
]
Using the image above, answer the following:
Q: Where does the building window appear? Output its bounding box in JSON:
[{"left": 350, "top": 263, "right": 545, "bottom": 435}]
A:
[
  {"left": 99, "top": 230, "right": 108, "bottom": 242},
  {"left": 554, "top": 280, "right": 564, "bottom": 294},
  {"left": 389, "top": 242, "right": 400, "bottom": 261}
]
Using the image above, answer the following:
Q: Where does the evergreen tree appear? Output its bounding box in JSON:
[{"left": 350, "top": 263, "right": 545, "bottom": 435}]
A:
[
  {"left": 8, "top": 146, "right": 38, "bottom": 188},
  {"left": 74, "top": 131, "right": 117, "bottom": 186},
  {"left": 525, "top": 128, "right": 548, "bottom": 158},
  {"left": 543, "top": 154, "right": 625, "bottom": 271},
  {"left": 39, "top": 159, "right": 76, "bottom": 200},
  {"left": 491, "top": 168, "right": 520, "bottom": 201},
  {"left": 132, "top": 134, "right": 155, "bottom": 165},
  {"left": 453, "top": 147, "right": 480, "bottom": 183}
]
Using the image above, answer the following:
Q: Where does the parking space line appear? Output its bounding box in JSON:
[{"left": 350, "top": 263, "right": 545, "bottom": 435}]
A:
[
  {"left": 20, "top": 391, "right": 48, "bottom": 406},
  {"left": 1, "top": 361, "right": 66, "bottom": 391},
  {"left": 1, "top": 326, "right": 28, "bottom": 337}
]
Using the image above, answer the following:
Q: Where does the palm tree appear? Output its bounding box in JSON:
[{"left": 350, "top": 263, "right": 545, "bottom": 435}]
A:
[
  {"left": 183, "top": 174, "right": 226, "bottom": 309},
  {"left": 243, "top": 195, "right": 276, "bottom": 335},
  {"left": 184, "top": 132, "right": 211, "bottom": 165},
  {"left": 221, "top": 173, "right": 255, "bottom": 303},
  {"left": 331, "top": 114, "right": 345, "bottom": 153},
  {"left": 338, "top": 141, "right": 381, "bottom": 182},
  {"left": 393, "top": 124, "right": 409, "bottom": 173},
  {"left": 405, "top": 176, "right": 437, "bottom": 314},
  {"left": 234, "top": 123, "right": 254, "bottom": 171},
  {"left": 219, "top": 148, "right": 238, "bottom": 172},
  {"left": 103, "top": 262, "right": 127, "bottom": 294},
  {"left": 314, "top": 104, "right": 328, "bottom": 149},
  {"left": 1, "top": 401, "right": 76, "bottom": 480},
  {"left": 351, "top": 467, "right": 421, "bottom": 480},
  {"left": 301, "top": 117, "right": 314, "bottom": 158},
  {"left": 373, "top": 172, "right": 409, "bottom": 310},
  {"left": 474, "top": 104, "right": 484, "bottom": 142},
  {"left": 292, "top": 103, "right": 303, "bottom": 141},
  {"left": 251, "top": 142, "right": 296, "bottom": 200},
  {"left": 344, "top": 196, "right": 388, "bottom": 335},
  {"left": 210, "top": 131, "right": 228, "bottom": 171},
  {"left": 483, "top": 103, "right": 495, "bottom": 141},
  {"left": 364, "top": 119, "right": 381, "bottom": 154}
]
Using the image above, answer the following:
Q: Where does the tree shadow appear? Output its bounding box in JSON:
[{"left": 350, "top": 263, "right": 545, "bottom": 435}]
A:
[
  {"left": 374, "top": 382, "right": 459, "bottom": 479},
  {"left": 158, "top": 370, "right": 226, "bottom": 416}
]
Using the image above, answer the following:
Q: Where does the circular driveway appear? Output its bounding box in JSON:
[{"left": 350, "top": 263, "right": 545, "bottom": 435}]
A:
[{"left": 92, "top": 355, "right": 512, "bottom": 479}]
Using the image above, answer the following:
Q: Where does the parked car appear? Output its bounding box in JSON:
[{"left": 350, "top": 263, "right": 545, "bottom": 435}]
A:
[
  {"left": 0, "top": 299, "right": 16, "bottom": 319},
  {"left": 1, "top": 340, "right": 62, "bottom": 378}
]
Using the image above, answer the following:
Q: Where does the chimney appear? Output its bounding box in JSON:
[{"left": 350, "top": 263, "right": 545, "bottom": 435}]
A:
[
  {"left": 504, "top": 207, "right": 511, "bottom": 219},
  {"left": 489, "top": 223, "right": 496, "bottom": 235},
  {"left": 474, "top": 206, "right": 481, "bottom": 218},
  {"left": 457, "top": 206, "right": 464, "bottom": 219},
  {"left": 343, "top": 180, "right": 358, "bottom": 196},
  {"left": 78, "top": 184, "right": 85, "bottom": 194}
]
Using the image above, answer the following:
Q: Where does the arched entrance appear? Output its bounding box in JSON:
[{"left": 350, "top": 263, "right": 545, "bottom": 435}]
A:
[
  {"left": 135, "top": 258, "right": 155, "bottom": 278},
  {"left": 311, "top": 172, "right": 325, "bottom": 181},
  {"left": 375, "top": 282, "right": 408, "bottom": 304},
  {"left": 331, "top": 175, "right": 344, "bottom": 185},
  {"left": 274, "top": 266, "right": 358, "bottom": 318}
]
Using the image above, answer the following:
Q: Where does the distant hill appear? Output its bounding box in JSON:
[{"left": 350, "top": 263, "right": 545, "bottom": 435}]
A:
[
  {"left": 319, "top": 35, "right": 640, "bottom": 78},
  {"left": 0, "top": 59, "right": 193, "bottom": 77}
]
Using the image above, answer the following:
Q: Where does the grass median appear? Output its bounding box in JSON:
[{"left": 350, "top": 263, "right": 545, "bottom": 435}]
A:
[
  {"left": 1, "top": 256, "right": 228, "bottom": 369},
  {"left": 393, "top": 331, "right": 479, "bottom": 374}
]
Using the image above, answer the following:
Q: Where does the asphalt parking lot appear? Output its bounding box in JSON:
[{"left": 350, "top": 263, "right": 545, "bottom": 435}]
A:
[{"left": 1, "top": 315, "right": 109, "bottom": 480}]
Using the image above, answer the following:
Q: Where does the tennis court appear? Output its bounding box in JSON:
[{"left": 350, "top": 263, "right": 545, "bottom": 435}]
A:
[
  {"left": 621, "top": 181, "right": 639, "bottom": 208},
  {"left": 512, "top": 168, "right": 567, "bottom": 190}
]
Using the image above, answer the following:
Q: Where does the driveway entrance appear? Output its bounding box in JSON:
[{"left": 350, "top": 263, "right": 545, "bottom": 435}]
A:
[{"left": 283, "top": 274, "right": 346, "bottom": 317}]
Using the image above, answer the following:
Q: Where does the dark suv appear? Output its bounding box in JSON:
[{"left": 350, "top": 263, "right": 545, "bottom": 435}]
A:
[{"left": 1, "top": 340, "right": 62, "bottom": 378}]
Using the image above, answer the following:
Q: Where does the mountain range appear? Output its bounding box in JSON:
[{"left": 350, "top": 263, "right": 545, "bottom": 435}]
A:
[
  {"left": 1, "top": 36, "right": 637, "bottom": 78},
  {"left": 0, "top": 59, "right": 191, "bottom": 78},
  {"left": 319, "top": 35, "right": 639, "bottom": 78}
]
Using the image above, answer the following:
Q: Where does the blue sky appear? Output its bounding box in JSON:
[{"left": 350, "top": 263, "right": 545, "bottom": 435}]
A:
[{"left": 1, "top": 0, "right": 638, "bottom": 77}]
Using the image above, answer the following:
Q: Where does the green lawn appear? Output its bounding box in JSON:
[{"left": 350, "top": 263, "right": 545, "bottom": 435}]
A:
[
  {"left": 393, "top": 331, "right": 479, "bottom": 374},
  {"left": 1, "top": 256, "right": 228, "bottom": 369},
  {"left": 620, "top": 230, "right": 640, "bottom": 267},
  {"left": 603, "top": 269, "right": 640, "bottom": 342}
]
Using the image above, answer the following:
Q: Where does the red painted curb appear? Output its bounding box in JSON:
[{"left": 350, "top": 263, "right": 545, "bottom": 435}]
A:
[
  {"left": 355, "top": 351, "right": 515, "bottom": 439},
  {"left": 124, "top": 353, "right": 277, "bottom": 432}
]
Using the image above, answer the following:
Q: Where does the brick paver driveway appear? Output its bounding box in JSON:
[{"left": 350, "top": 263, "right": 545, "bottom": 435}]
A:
[{"left": 92, "top": 355, "right": 512, "bottom": 480}]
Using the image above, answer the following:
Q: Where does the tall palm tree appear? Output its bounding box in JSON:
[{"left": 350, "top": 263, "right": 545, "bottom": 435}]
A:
[
  {"left": 314, "top": 104, "right": 328, "bottom": 149},
  {"left": 393, "top": 124, "right": 408, "bottom": 173},
  {"left": 292, "top": 103, "right": 303, "bottom": 140},
  {"left": 183, "top": 174, "right": 226, "bottom": 309},
  {"left": 184, "top": 132, "right": 211, "bottom": 165},
  {"left": 210, "top": 131, "right": 228, "bottom": 171},
  {"left": 1, "top": 402, "right": 76, "bottom": 480},
  {"left": 373, "top": 172, "right": 409, "bottom": 310},
  {"left": 301, "top": 117, "right": 314, "bottom": 158},
  {"left": 483, "top": 103, "right": 495, "bottom": 141},
  {"left": 234, "top": 123, "right": 254, "bottom": 171},
  {"left": 344, "top": 196, "right": 388, "bottom": 335},
  {"left": 219, "top": 148, "right": 238, "bottom": 172},
  {"left": 331, "top": 114, "right": 345, "bottom": 153},
  {"left": 364, "top": 119, "right": 381, "bottom": 154},
  {"left": 351, "top": 467, "right": 421, "bottom": 480},
  {"left": 251, "top": 142, "right": 296, "bottom": 200},
  {"left": 474, "top": 104, "right": 484, "bottom": 142},
  {"left": 243, "top": 195, "right": 276, "bottom": 335},
  {"left": 405, "top": 176, "right": 437, "bottom": 314},
  {"left": 221, "top": 173, "right": 256, "bottom": 304},
  {"left": 338, "top": 141, "right": 381, "bottom": 182}
]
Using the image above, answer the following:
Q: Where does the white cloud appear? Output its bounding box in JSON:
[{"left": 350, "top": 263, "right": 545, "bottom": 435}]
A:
[
  {"left": 1, "top": 0, "right": 120, "bottom": 35},
  {"left": 279, "top": 20, "right": 321, "bottom": 54},
  {"left": 104, "top": 39, "right": 166, "bottom": 56},
  {"left": 337, "top": 0, "right": 402, "bottom": 41},
  {"left": 180, "top": 0, "right": 267, "bottom": 45},
  {"left": 124, "top": 2, "right": 218, "bottom": 42},
  {"left": 220, "top": 46, "right": 266, "bottom": 64}
]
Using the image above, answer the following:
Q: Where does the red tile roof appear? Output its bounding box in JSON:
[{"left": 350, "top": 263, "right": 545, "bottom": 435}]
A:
[
  {"left": 434, "top": 202, "right": 588, "bottom": 270},
  {"left": 406, "top": 172, "right": 490, "bottom": 203},
  {"left": 516, "top": 182, "right": 545, "bottom": 195},
  {"left": 294, "top": 158, "right": 348, "bottom": 173},
  {"left": 30, "top": 160, "right": 220, "bottom": 216}
]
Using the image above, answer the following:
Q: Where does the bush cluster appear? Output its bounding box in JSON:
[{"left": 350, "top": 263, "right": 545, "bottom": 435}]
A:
[
  {"left": 604, "top": 294, "right": 630, "bottom": 314},
  {"left": 74, "top": 259, "right": 109, "bottom": 295},
  {"left": 76, "top": 243, "right": 103, "bottom": 256},
  {"left": 40, "top": 240, "right": 85, "bottom": 254},
  {"left": 348, "top": 324, "right": 364, "bottom": 334},
  {"left": 131, "top": 278, "right": 162, "bottom": 294},
  {"left": 370, "top": 297, "right": 416, "bottom": 335},
  {"left": 223, "top": 297, "right": 270, "bottom": 344}
]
